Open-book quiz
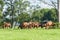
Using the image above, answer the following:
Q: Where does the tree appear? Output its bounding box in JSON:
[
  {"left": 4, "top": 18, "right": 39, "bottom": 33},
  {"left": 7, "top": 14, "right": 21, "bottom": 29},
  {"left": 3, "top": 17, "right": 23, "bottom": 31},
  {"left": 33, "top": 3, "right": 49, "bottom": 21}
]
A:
[
  {"left": 15, "top": 0, "right": 30, "bottom": 22},
  {"left": 58, "top": 0, "right": 60, "bottom": 24},
  {"left": 18, "top": 12, "right": 30, "bottom": 23},
  {"left": 42, "top": 8, "right": 58, "bottom": 22},
  {"left": 40, "top": 8, "right": 50, "bottom": 21},
  {"left": 0, "top": 0, "right": 4, "bottom": 27},
  {"left": 32, "top": 8, "right": 57, "bottom": 22},
  {"left": 0, "top": 0, "right": 4, "bottom": 11},
  {"left": 38, "top": 1, "right": 58, "bottom": 18},
  {"left": 31, "top": 8, "right": 48, "bottom": 22},
  {"left": 2, "top": 0, "right": 30, "bottom": 27},
  {"left": 15, "top": 0, "right": 30, "bottom": 13}
]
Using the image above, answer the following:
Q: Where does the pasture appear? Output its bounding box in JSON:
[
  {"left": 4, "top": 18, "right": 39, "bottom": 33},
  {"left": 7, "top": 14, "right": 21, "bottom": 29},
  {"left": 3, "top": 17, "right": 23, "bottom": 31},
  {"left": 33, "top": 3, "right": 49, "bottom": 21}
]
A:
[{"left": 0, "top": 28, "right": 60, "bottom": 40}]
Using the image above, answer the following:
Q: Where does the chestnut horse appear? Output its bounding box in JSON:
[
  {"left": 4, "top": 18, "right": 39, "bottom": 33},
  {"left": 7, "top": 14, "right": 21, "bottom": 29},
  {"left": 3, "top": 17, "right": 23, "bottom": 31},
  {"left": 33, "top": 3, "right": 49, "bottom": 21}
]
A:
[
  {"left": 3, "top": 22, "right": 11, "bottom": 29},
  {"left": 42, "top": 21, "right": 55, "bottom": 29},
  {"left": 20, "top": 22, "right": 29, "bottom": 29},
  {"left": 19, "top": 21, "right": 40, "bottom": 29},
  {"left": 32, "top": 22, "right": 40, "bottom": 28}
]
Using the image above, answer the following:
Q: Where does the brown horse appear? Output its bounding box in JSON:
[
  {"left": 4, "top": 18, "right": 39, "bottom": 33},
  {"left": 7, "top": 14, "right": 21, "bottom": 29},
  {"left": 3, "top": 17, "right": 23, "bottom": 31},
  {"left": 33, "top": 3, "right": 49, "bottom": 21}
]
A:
[
  {"left": 3, "top": 22, "right": 11, "bottom": 29},
  {"left": 21, "top": 22, "right": 29, "bottom": 29},
  {"left": 42, "top": 21, "right": 55, "bottom": 29},
  {"left": 28, "top": 22, "right": 33, "bottom": 28},
  {"left": 19, "top": 21, "right": 40, "bottom": 29},
  {"left": 18, "top": 21, "right": 40, "bottom": 29},
  {"left": 32, "top": 22, "right": 40, "bottom": 28},
  {"left": 20, "top": 22, "right": 33, "bottom": 29}
]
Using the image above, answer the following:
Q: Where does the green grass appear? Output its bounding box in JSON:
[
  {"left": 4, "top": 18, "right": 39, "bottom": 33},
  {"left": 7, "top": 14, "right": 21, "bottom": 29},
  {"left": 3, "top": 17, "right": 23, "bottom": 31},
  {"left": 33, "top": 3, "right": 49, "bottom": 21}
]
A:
[{"left": 0, "top": 28, "right": 60, "bottom": 40}]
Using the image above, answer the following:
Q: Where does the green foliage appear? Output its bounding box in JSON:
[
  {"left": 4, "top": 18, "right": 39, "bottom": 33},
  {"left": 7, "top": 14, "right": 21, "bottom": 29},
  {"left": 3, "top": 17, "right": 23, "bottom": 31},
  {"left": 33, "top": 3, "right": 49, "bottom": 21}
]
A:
[
  {"left": 2, "top": 0, "right": 30, "bottom": 23},
  {"left": 0, "top": 10, "right": 3, "bottom": 27},
  {"left": 18, "top": 13, "right": 30, "bottom": 23},
  {"left": 40, "top": 8, "right": 50, "bottom": 21},
  {"left": 0, "top": 0, "right": 3, "bottom": 4},
  {"left": 15, "top": 0, "right": 30, "bottom": 13},
  {"left": 32, "top": 8, "right": 58, "bottom": 22},
  {"left": 42, "top": 8, "right": 58, "bottom": 22},
  {"left": 32, "top": 10, "right": 42, "bottom": 22},
  {"left": 49, "top": 8, "right": 58, "bottom": 22},
  {"left": 0, "top": 0, "right": 4, "bottom": 11},
  {"left": 32, "top": 8, "right": 50, "bottom": 22}
]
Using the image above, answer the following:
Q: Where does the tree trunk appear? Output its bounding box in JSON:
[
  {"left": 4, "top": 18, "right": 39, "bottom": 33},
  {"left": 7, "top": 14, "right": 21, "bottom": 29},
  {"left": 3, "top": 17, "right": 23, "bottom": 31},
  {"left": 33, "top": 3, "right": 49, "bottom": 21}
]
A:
[
  {"left": 58, "top": 0, "right": 60, "bottom": 27},
  {"left": 10, "top": 1, "right": 14, "bottom": 28}
]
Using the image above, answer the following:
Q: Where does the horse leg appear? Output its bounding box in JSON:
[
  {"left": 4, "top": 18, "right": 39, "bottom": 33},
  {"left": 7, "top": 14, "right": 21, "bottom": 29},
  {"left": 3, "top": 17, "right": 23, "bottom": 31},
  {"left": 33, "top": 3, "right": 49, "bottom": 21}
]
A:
[
  {"left": 45, "top": 26, "right": 49, "bottom": 29},
  {"left": 4, "top": 25, "right": 6, "bottom": 29}
]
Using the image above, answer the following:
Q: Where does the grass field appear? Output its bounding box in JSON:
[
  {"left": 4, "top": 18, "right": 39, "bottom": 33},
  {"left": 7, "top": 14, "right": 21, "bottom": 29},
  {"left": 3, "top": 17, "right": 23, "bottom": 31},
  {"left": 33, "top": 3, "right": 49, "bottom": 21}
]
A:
[{"left": 0, "top": 28, "right": 60, "bottom": 40}]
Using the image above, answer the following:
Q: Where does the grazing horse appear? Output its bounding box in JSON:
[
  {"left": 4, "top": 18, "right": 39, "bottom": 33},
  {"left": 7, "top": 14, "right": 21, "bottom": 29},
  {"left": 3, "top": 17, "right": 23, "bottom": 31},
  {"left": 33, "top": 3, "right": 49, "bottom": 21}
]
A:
[
  {"left": 32, "top": 22, "right": 40, "bottom": 28},
  {"left": 45, "top": 21, "right": 55, "bottom": 29},
  {"left": 19, "top": 22, "right": 33, "bottom": 29},
  {"left": 28, "top": 22, "right": 33, "bottom": 28},
  {"left": 41, "top": 21, "right": 55, "bottom": 29},
  {"left": 20, "top": 22, "right": 29, "bottom": 29},
  {"left": 18, "top": 21, "right": 40, "bottom": 29},
  {"left": 3, "top": 22, "right": 11, "bottom": 29},
  {"left": 40, "top": 21, "right": 47, "bottom": 28},
  {"left": 28, "top": 22, "right": 40, "bottom": 28}
]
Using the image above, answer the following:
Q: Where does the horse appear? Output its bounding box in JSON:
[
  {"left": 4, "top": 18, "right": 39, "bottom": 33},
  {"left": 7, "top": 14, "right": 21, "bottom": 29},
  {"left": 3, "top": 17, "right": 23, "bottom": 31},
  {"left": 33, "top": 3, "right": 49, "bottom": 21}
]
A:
[
  {"left": 3, "top": 22, "right": 11, "bottom": 29},
  {"left": 32, "top": 22, "right": 40, "bottom": 28},
  {"left": 28, "top": 22, "right": 33, "bottom": 28},
  {"left": 18, "top": 21, "right": 41, "bottom": 29},
  {"left": 45, "top": 21, "right": 55, "bottom": 29},
  {"left": 18, "top": 22, "right": 29, "bottom": 29},
  {"left": 41, "top": 21, "right": 55, "bottom": 29}
]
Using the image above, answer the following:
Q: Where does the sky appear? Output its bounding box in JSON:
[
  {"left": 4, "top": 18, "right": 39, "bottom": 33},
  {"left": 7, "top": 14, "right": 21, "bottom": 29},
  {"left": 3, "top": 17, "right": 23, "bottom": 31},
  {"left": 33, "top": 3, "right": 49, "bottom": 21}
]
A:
[
  {"left": 3, "top": 0, "right": 57, "bottom": 8},
  {"left": 28, "top": 0, "right": 57, "bottom": 8}
]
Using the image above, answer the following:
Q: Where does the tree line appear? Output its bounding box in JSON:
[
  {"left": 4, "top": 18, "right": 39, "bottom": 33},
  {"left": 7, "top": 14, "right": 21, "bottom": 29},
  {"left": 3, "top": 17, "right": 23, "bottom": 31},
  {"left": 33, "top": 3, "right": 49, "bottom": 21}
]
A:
[{"left": 0, "top": 0, "right": 58, "bottom": 27}]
